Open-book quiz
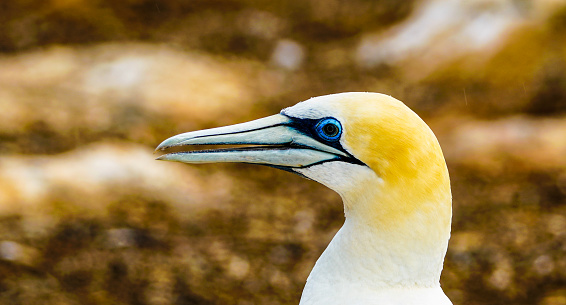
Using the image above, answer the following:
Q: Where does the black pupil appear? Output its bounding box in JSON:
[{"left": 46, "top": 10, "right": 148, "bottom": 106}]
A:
[{"left": 322, "top": 123, "right": 338, "bottom": 136}]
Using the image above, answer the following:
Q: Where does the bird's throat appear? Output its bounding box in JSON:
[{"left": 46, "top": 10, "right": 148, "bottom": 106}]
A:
[{"left": 303, "top": 211, "right": 449, "bottom": 294}]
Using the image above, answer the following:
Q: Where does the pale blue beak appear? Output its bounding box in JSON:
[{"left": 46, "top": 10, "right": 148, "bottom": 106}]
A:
[{"left": 155, "top": 114, "right": 349, "bottom": 169}]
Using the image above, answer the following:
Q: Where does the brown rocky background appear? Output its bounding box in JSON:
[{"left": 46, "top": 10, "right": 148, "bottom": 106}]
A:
[{"left": 1, "top": 0, "right": 565, "bottom": 304}]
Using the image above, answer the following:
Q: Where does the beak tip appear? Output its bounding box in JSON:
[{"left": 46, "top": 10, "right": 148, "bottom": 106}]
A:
[
  {"left": 156, "top": 153, "right": 181, "bottom": 162},
  {"left": 155, "top": 140, "right": 170, "bottom": 151},
  {"left": 155, "top": 136, "right": 190, "bottom": 152},
  {"left": 154, "top": 145, "right": 167, "bottom": 153},
  {"left": 155, "top": 154, "right": 168, "bottom": 161}
]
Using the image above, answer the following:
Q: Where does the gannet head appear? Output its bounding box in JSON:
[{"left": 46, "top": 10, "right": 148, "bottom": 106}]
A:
[
  {"left": 156, "top": 92, "right": 452, "bottom": 291},
  {"left": 281, "top": 93, "right": 451, "bottom": 227}
]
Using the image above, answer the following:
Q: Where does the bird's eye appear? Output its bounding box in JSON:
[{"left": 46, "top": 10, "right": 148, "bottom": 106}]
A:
[{"left": 315, "top": 118, "right": 342, "bottom": 141}]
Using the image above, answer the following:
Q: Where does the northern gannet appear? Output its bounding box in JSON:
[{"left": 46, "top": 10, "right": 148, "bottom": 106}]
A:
[{"left": 156, "top": 92, "right": 453, "bottom": 305}]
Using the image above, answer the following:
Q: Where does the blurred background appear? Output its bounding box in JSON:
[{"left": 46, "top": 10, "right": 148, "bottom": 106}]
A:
[{"left": 1, "top": 0, "right": 565, "bottom": 304}]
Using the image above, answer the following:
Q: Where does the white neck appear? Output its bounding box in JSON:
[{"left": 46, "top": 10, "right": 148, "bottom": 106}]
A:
[
  {"left": 305, "top": 215, "right": 446, "bottom": 285},
  {"left": 299, "top": 217, "right": 451, "bottom": 304},
  {"left": 295, "top": 161, "right": 452, "bottom": 304}
]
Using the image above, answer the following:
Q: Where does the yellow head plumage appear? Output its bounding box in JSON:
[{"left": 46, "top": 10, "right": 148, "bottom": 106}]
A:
[{"left": 285, "top": 92, "right": 451, "bottom": 229}]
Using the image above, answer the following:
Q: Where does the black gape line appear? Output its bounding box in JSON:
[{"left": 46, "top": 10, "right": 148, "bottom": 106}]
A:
[
  {"left": 280, "top": 114, "right": 367, "bottom": 168},
  {"left": 158, "top": 114, "right": 367, "bottom": 173}
]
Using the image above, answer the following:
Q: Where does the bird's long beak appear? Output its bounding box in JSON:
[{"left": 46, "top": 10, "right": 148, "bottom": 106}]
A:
[{"left": 155, "top": 114, "right": 348, "bottom": 169}]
